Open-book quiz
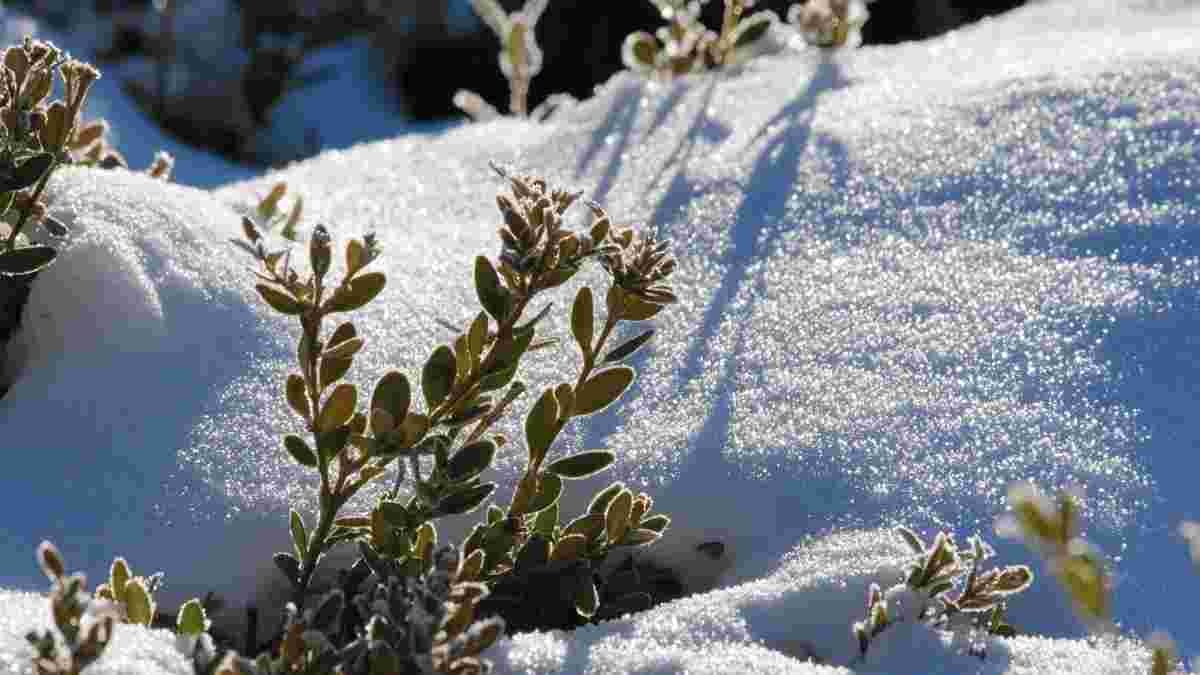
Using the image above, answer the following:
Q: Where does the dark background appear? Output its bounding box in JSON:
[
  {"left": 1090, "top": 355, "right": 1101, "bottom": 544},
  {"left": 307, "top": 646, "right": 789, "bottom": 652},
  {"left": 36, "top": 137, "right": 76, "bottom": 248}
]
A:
[{"left": 386, "top": 0, "right": 1027, "bottom": 119}]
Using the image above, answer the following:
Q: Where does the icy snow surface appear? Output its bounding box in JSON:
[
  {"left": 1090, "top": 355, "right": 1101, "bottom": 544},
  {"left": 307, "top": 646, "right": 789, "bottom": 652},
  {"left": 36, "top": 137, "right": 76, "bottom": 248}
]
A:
[{"left": 2, "top": 0, "right": 1200, "bottom": 672}]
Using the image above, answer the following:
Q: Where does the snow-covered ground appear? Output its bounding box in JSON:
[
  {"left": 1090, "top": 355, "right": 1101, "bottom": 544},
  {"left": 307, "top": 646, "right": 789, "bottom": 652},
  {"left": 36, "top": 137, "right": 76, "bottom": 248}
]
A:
[{"left": 2, "top": 0, "right": 1199, "bottom": 672}]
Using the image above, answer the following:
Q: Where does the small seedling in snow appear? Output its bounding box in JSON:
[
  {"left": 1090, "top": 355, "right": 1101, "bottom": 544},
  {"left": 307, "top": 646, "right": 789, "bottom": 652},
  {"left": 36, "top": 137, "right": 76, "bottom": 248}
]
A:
[
  {"left": 25, "top": 542, "right": 117, "bottom": 675},
  {"left": 622, "top": 0, "right": 781, "bottom": 78},
  {"left": 455, "top": 0, "right": 577, "bottom": 122},
  {"left": 788, "top": 0, "right": 871, "bottom": 49},
  {"left": 853, "top": 526, "right": 1032, "bottom": 659}
]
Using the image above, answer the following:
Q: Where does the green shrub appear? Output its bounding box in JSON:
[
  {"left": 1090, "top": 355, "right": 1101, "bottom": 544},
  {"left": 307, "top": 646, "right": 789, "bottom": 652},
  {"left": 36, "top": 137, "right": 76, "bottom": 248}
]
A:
[{"left": 226, "top": 164, "right": 679, "bottom": 664}]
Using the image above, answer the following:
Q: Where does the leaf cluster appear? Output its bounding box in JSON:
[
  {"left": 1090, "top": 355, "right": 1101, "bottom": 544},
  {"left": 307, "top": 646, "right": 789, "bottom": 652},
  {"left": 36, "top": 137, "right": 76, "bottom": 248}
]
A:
[
  {"left": 93, "top": 557, "right": 163, "bottom": 627},
  {"left": 853, "top": 527, "right": 1032, "bottom": 660},
  {"left": 621, "top": 0, "right": 779, "bottom": 78}
]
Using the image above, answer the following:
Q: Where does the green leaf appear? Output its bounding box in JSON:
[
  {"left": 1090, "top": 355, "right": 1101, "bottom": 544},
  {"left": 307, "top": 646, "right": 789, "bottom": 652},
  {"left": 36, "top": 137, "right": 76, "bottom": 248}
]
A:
[
  {"left": 176, "top": 599, "right": 209, "bottom": 636},
  {"left": 896, "top": 526, "right": 926, "bottom": 555},
  {"left": 422, "top": 345, "right": 457, "bottom": 409},
  {"left": 322, "top": 335, "right": 364, "bottom": 360},
  {"left": 290, "top": 509, "right": 308, "bottom": 560},
  {"left": 563, "top": 513, "right": 606, "bottom": 541},
  {"left": 621, "top": 293, "right": 664, "bottom": 320},
  {"left": 0, "top": 152, "right": 53, "bottom": 192},
  {"left": 487, "top": 504, "right": 505, "bottom": 525},
  {"left": 588, "top": 482, "right": 625, "bottom": 515},
  {"left": 316, "top": 426, "right": 352, "bottom": 460},
  {"left": 515, "top": 534, "right": 551, "bottom": 572},
  {"left": 479, "top": 329, "right": 534, "bottom": 393},
  {"left": 574, "top": 579, "right": 599, "bottom": 618},
  {"left": 468, "top": 311, "right": 489, "bottom": 358},
  {"left": 255, "top": 284, "right": 305, "bottom": 315},
  {"left": 110, "top": 558, "right": 131, "bottom": 598},
  {"left": 621, "top": 31, "right": 659, "bottom": 71},
  {"left": 621, "top": 528, "right": 661, "bottom": 546},
  {"left": 470, "top": 0, "right": 511, "bottom": 39},
  {"left": 398, "top": 413, "right": 430, "bottom": 447},
  {"left": 309, "top": 225, "right": 332, "bottom": 281},
  {"left": 574, "top": 367, "right": 635, "bottom": 416},
  {"left": 436, "top": 483, "right": 496, "bottom": 516},
  {"left": 533, "top": 500, "right": 559, "bottom": 536},
  {"left": 317, "top": 383, "right": 357, "bottom": 432},
  {"left": 479, "top": 362, "right": 519, "bottom": 394},
  {"left": 539, "top": 266, "right": 578, "bottom": 289},
  {"left": 446, "top": 440, "right": 497, "bottom": 483},
  {"left": 606, "top": 489, "right": 634, "bottom": 546},
  {"left": 525, "top": 387, "right": 560, "bottom": 462},
  {"left": 571, "top": 287, "right": 594, "bottom": 357},
  {"left": 283, "top": 435, "right": 317, "bottom": 467},
  {"left": 379, "top": 500, "right": 409, "bottom": 528},
  {"left": 639, "top": 514, "right": 671, "bottom": 533},
  {"left": 551, "top": 533, "right": 588, "bottom": 561},
  {"left": 547, "top": 450, "right": 615, "bottom": 479},
  {"left": 319, "top": 355, "right": 353, "bottom": 391},
  {"left": 0, "top": 245, "right": 56, "bottom": 276},
  {"left": 602, "top": 329, "right": 654, "bottom": 364},
  {"left": 371, "top": 371, "right": 412, "bottom": 429},
  {"left": 1058, "top": 555, "right": 1109, "bottom": 621},
  {"left": 733, "top": 10, "right": 777, "bottom": 47},
  {"left": 345, "top": 238, "right": 365, "bottom": 277},
  {"left": 324, "top": 271, "right": 386, "bottom": 313},
  {"left": 286, "top": 374, "right": 310, "bottom": 419},
  {"left": 274, "top": 553, "right": 300, "bottom": 583},
  {"left": 528, "top": 472, "right": 563, "bottom": 513},
  {"left": 124, "top": 578, "right": 155, "bottom": 626},
  {"left": 474, "top": 255, "right": 511, "bottom": 322}
]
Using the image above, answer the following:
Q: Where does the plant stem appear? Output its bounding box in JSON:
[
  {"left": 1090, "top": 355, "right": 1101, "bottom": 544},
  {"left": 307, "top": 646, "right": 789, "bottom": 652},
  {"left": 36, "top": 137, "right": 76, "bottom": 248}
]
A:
[
  {"left": 294, "top": 497, "right": 336, "bottom": 607},
  {"left": 718, "top": 0, "right": 746, "bottom": 63},
  {"left": 4, "top": 161, "right": 55, "bottom": 251},
  {"left": 510, "top": 74, "right": 530, "bottom": 118}
]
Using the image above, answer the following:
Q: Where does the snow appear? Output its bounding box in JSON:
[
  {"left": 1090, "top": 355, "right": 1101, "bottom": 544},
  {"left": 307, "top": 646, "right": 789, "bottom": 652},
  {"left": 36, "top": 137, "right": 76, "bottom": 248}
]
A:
[{"left": 2, "top": 0, "right": 1200, "bottom": 672}]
